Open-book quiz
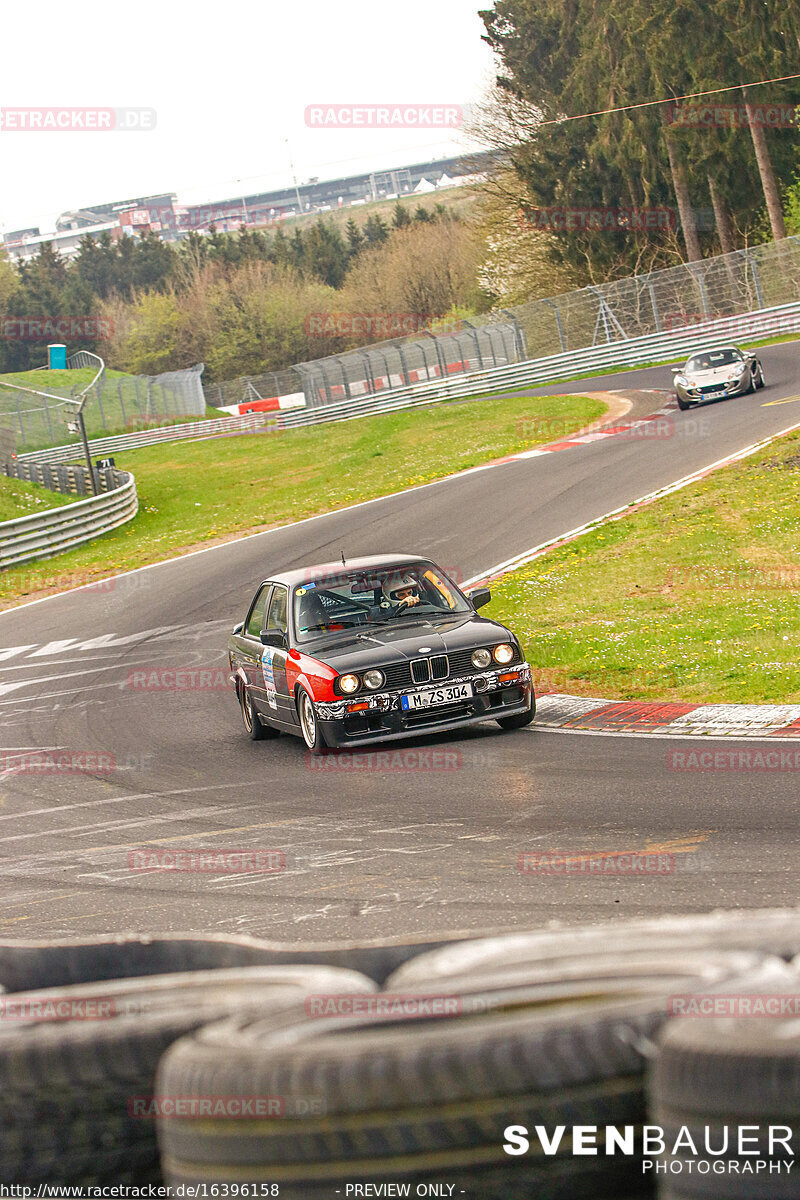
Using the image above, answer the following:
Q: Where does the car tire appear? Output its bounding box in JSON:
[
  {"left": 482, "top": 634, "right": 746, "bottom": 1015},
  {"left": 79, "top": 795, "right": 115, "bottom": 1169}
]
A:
[
  {"left": 647, "top": 1005, "right": 800, "bottom": 1198},
  {"left": 676, "top": 395, "right": 690, "bottom": 411},
  {"left": 156, "top": 949, "right": 784, "bottom": 1198},
  {"left": 0, "top": 965, "right": 376, "bottom": 1185},
  {"left": 296, "top": 687, "right": 327, "bottom": 754},
  {"left": 497, "top": 692, "right": 536, "bottom": 730},
  {"left": 239, "top": 681, "right": 276, "bottom": 741},
  {"left": 385, "top": 911, "right": 800, "bottom": 992},
  {"left": 756, "top": 363, "right": 766, "bottom": 389},
  {"left": 0, "top": 931, "right": 469, "bottom": 994}
]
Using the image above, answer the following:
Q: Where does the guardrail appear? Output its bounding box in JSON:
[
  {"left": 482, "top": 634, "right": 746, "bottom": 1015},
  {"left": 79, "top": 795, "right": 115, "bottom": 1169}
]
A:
[
  {"left": 18, "top": 411, "right": 274, "bottom": 466},
  {"left": 11, "top": 300, "right": 800, "bottom": 466},
  {"left": 0, "top": 470, "right": 138, "bottom": 569},
  {"left": 271, "top": 301, "right": 800, "bottom": 430},
  {"left": 6, "top": 459, "right": 123, "bottom": 496}
]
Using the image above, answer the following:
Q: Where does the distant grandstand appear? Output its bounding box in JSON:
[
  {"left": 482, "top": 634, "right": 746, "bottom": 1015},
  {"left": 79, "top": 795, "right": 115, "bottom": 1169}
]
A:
[{"left": 2, "top": 150, "right": 498, "bottom": 261}]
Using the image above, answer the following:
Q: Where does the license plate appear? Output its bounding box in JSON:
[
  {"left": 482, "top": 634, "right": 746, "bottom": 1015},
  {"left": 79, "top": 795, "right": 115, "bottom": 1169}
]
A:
[
  {"left": 401, "top": 682, "right": 473, "bottom": 710},
  {"left": 705, "top": 388, "right": 725, "bottom": 399}
]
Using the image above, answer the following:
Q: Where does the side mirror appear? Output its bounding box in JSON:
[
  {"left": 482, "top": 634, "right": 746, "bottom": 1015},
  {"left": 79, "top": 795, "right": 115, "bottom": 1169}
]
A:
[
  {"left": 232, "top": 622, "right": 244, "bottom": 635},
  {"left": 467, "top": 587, "right": 491, "bottom": 610},
  {"left": 260, "top": 627, "right": 287, "bottom": 648}
]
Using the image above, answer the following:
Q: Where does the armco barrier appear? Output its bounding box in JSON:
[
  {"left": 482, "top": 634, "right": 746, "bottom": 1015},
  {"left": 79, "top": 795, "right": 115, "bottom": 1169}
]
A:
[
  {"left": 12, "top": 300, "right": 800, "bottom": 463},
  {"left": 18, "top": 412, "right": 273, "bottom": 466},
  {"left": 0, "top": 472, "right": 137, "bottom": 569},
  {"left": 272, "top": 300, "right": 800, "bottom": 429}
]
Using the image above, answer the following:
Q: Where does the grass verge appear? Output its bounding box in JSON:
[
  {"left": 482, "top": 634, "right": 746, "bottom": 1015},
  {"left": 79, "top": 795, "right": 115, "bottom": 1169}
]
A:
[
  {"left": 0, "top": 391, "right": 605, "bottom": 605},
  {"left": 0, "top": 475, "right": 74, "bottom": 523},
  {"left": 484, "top": 431, "right": 800, "bottom": 704}
]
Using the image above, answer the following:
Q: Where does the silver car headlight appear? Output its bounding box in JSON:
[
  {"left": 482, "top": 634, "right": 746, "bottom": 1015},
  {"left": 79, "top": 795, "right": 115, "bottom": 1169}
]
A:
[
  {"left": 363, "top": 669, "right": 384, "bottom": 690},
  {"left": 471, "top": 648, "right": 492, "bottom": 669}
]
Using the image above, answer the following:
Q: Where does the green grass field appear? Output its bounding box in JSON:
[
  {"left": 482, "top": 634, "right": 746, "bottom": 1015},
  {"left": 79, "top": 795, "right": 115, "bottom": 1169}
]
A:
[
  {"left": 0, "top": 391, "right": 605, "bottom": 603},
  {"left": 0, "top": 367, "right": 217, "bottom": 454},
  {"left": 484, "top": 429, "right": 800, "bottom": 704},
  {"left": 0, "top": 474, "right": 74, "bottom": 523}
]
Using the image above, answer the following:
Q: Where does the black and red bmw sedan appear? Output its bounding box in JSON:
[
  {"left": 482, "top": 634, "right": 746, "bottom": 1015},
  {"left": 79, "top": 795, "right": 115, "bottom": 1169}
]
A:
[{"left": 228, "top": 554, "right": 534, "bottom": 753}]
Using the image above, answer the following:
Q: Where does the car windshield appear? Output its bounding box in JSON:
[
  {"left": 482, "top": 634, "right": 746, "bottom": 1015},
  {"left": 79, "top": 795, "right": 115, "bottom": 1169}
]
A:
[
  {"left": 685, "top": 349, "right": 743, "bottom": 371},
  {"left": 292, "top": 563, "right": 470, "bottom": 642}
]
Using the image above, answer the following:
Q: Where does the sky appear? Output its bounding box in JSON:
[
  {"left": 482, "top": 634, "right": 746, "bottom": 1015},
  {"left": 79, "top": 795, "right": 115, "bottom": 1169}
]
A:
[{"left": 0, "top": 1, "right": 498, "bottom": 234}]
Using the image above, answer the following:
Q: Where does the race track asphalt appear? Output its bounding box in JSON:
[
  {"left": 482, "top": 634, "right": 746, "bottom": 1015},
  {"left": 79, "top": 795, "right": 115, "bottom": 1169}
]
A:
[{"left": 0, "top": 341, "right": 798, "bottom": 942}]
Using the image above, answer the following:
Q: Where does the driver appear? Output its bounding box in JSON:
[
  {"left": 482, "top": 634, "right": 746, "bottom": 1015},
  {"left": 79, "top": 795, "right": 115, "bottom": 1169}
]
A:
[{"left": 381, "top": 571, "right": 422, "bottom": 612}]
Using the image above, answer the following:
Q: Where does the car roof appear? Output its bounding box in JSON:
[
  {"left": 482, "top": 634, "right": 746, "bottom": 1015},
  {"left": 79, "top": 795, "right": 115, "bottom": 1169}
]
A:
[{"left": 261, "top": 554, "right": 433, "bottom": 588}]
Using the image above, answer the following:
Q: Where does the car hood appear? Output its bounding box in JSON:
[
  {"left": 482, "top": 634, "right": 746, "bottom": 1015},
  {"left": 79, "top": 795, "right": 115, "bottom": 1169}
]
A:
[
  {"left": 678, "top": 364, "right": 742, "bottom": 385},
  {"left": 301, "top": 615, "right": 517, "bottom": 671}
]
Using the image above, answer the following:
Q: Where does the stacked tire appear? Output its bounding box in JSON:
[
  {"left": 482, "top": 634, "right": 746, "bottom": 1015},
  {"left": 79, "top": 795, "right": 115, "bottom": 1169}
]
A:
[{"left": 155, "top": 931, "right": 793, "bottom": 1198}]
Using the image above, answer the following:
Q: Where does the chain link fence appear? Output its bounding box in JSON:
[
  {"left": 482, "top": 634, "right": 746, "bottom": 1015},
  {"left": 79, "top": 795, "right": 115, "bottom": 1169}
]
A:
[
  {"left": 295, "top": 316, "right": 526, "bottom": 408},
  {"left": 0, "top": 362, "right": 206, "bottom": 452},
  {"left": 506, "top": 237, "right": 800, "bottom": 360},
  {"left": 203, "top": 368, "right": 303, "bottom": 412},
  {"left": 202, "top": 238, "right": 800, "bottom": 413}
]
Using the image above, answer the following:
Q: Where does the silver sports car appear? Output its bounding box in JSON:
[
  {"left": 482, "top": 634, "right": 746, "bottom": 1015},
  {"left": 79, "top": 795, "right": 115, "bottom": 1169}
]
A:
[{"left": 673, "top": 346, "right": 765, "bottom": 410}]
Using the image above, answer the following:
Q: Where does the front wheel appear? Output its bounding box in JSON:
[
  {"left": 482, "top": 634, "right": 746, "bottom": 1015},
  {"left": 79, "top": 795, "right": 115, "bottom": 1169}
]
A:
[
  {"left": 755, "top": 364, "right": 766, "bottom": 389},
  {"left": 297, "top": 688, "right": 328, "bottom": 754},
  {"left": 497, "top": 694, "right": 536, "bottom": 731},
  {"left": 676, "top": 395, "right": 690, "bottom": 411}
]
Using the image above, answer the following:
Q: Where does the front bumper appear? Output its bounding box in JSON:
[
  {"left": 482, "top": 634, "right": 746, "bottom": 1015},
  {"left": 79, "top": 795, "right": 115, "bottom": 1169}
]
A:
[
  {"left": 315, "top": 664, "right": 534, "bottom": 748},
  {"left": 676, "top": 377, "right": 748, "bottom": 405}
]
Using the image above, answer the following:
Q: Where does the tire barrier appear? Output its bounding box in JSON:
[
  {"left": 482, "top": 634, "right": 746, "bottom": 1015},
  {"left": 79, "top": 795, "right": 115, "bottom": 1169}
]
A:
[
  {"left": 0, "top": 912, "right": 799, "bottom": 1190},
  {"left": 0, "top": 930, "right": 468, "bottom": 993},
  {"left": 0, "top": 965, "right": 376, "bottom": 1185},
  {"left": 155, "top": 949, "right": 789, "bottom": 1198}
]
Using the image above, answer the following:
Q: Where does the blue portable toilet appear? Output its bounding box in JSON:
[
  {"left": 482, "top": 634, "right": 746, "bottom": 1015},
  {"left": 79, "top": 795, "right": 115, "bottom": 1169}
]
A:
[{"left": 48, "top": 343, "right": 67, "bottom": 370}]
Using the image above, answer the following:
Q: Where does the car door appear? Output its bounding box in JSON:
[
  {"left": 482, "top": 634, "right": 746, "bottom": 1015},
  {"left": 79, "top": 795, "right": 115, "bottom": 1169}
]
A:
[
  {"left": 238, "top": 583, "right": 272, "bottom": 710},
  {"left": 262, "top": 584, "right": 296, "bottom": 728}
]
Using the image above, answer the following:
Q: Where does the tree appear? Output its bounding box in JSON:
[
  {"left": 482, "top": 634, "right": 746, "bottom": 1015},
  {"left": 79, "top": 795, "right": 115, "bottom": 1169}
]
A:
[{"left": 392, "top": 202, "right": 412, "bottom": 229}]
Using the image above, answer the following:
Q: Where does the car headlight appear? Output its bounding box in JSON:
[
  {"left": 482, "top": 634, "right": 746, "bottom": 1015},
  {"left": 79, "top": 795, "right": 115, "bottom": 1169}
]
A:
[
  {"left": 338, "top": 673, "right": 360, "bottom": 694},
  {"left": 471, "top": 648, "right": 492, "bottom": 669},
  {"left": 363, "top": 669, "right": 384, "bottom": 690},
  {"left": 675, "top": 375, "right": 688, "bottom": 387},
  {"left": 493, "top": 643, "right": 514, "bottom": 664}
]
